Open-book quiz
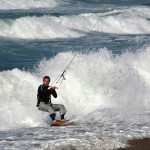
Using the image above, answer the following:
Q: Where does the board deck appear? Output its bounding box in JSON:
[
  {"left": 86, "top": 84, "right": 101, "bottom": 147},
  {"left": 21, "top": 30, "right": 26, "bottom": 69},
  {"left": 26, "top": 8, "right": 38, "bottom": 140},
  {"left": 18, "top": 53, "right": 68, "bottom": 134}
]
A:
[
  {"left": 60, "top": 120, "right": 76, "bottom": 126},
  {"left": 50, "top": 120, "right": 76, "bottom": 127}
]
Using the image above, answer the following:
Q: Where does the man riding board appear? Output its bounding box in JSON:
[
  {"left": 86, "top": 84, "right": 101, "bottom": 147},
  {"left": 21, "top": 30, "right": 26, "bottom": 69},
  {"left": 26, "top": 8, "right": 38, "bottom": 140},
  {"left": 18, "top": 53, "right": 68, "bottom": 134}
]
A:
[{"left": 36, "top": 76, "right": 67, "bottom": 125}]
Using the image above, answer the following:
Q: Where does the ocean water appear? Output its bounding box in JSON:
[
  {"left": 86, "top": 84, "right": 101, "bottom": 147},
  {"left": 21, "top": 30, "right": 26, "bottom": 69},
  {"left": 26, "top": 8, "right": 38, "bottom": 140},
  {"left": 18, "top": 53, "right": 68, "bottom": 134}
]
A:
[{"left": 0, "top": 0, "right": 150, "bottom": 149}]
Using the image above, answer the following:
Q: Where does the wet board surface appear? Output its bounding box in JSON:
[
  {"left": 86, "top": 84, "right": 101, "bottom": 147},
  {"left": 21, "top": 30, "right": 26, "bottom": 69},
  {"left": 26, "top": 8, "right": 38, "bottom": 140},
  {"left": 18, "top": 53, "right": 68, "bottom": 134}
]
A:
[{"left": 50, "top": 120, "right": 76, "bottom": 127}]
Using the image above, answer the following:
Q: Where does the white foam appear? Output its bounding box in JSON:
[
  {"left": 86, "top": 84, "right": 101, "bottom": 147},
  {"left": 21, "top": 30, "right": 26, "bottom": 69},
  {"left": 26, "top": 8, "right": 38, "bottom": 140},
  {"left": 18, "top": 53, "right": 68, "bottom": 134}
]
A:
[
  {"left": 0, "top": 46, "right": 149, "bottom": 130},
  {"left": 0, "top": 69, "right": 45, "bottom": 130},
  {"left": 0, "top": 6, "right": 150, "bottom": 39},
  {"left": 0, "top": 16, "right": 82, "bottom": 39},
  {"left": 0, "top": 0, "right": 57, "bottom": 10},
  {"left": 58, "top": 6, "right": 150, "bottom": 34},
  {"left": 38, "top": 47, "right": 150, "bottom": 115}
]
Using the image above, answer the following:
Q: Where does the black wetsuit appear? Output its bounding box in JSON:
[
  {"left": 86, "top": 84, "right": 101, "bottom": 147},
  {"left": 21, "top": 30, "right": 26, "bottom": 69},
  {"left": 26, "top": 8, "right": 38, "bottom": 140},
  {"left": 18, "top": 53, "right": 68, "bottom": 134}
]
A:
[{"left": 36, "top": 84, "right": 57, "bottom": 107}]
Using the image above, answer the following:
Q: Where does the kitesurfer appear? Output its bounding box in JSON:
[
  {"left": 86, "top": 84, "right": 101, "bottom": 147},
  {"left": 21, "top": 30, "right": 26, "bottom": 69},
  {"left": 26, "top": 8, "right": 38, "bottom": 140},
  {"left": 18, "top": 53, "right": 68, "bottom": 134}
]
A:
[{"left": 36, "top": 76, "right": 67, "bottom": 125}]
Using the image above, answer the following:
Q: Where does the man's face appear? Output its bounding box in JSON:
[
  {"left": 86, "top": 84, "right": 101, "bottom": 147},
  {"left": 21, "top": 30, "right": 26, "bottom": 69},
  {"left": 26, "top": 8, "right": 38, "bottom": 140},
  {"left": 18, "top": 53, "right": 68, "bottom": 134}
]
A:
[{"left": 43, "top": 78, "right": 50, "bottom": 86}]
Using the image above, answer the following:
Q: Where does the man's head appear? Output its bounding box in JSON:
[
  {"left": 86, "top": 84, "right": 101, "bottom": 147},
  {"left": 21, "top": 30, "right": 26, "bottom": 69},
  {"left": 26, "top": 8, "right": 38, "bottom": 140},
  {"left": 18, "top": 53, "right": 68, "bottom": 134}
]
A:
[{"left": 43, "top": 76, "right": 50, "bottom": 86}]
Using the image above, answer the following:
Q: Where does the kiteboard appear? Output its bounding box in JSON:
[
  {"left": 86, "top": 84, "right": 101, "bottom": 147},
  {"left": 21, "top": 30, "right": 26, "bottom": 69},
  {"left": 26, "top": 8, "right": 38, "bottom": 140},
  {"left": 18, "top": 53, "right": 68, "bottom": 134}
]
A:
[{"left": 50, "top": 119, "right": 76, "bottom": 127}]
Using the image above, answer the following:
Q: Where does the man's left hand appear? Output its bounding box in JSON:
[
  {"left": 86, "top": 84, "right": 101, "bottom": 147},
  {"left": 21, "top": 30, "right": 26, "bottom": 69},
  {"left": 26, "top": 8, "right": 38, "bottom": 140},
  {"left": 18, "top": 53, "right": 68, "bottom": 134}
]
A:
[{"left": 50, "top": 86, "right": 58, "bottom": 90}]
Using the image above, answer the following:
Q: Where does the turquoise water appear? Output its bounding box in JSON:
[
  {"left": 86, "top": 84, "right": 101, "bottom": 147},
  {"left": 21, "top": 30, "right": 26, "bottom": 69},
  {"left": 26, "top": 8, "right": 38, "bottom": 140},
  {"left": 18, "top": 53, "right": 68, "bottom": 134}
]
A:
[{"left": 0, "top": 0, "right": 149, "bottom": 71}]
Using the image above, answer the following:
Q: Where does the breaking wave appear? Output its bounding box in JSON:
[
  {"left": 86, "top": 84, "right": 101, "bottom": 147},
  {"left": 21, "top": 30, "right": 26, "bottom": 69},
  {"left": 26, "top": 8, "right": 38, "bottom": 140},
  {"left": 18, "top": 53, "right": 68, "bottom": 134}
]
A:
[
  {"left": 0, "top": 6, "right": 150, "bottom": 39},
  {"left": 0, "top": 46, "right": 149, "bottom": 130},
  {"left": 0, "top": 16, "right": 82, "bottom": 39}
]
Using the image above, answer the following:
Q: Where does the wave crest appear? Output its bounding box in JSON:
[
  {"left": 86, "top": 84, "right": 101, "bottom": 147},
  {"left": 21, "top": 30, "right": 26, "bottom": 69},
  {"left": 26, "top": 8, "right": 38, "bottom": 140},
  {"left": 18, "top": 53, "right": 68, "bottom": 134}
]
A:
[{"left": 0, "top": 6, "right": 150, "bottom": 39}]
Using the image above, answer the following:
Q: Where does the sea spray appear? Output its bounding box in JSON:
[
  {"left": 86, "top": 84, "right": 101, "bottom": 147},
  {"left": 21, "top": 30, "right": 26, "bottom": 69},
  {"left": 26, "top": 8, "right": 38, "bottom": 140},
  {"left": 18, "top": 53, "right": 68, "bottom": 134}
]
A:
[{"left": 0, "top": 47, "right": 149, "bottom": 130}]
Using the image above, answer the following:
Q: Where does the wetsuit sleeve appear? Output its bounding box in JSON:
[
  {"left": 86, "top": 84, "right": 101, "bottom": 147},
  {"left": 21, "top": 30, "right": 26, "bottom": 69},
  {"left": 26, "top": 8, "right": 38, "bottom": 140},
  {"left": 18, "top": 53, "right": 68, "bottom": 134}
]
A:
[
  {"left": 36, "top": 94, "right": 40, "bottom": 107},
  {"left": 36, "top": 85, "right": 43, "bottom": 107},
  {"left": 50, "top": 89, "right": 57, "bottom": 98}
]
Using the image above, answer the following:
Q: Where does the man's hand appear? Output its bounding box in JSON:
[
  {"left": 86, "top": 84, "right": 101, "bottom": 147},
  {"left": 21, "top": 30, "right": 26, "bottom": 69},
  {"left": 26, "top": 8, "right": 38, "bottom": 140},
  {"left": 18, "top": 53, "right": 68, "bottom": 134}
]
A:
[{"left": 50, "top": 86, "right": 58, "bottom": 90}]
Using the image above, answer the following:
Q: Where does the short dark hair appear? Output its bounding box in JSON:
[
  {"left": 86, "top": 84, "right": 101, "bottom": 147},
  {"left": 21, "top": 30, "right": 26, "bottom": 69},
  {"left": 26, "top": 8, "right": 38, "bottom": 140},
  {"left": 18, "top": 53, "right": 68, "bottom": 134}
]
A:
[{"left": 43, "top": 76, "right": 50, "bottom": 81}]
